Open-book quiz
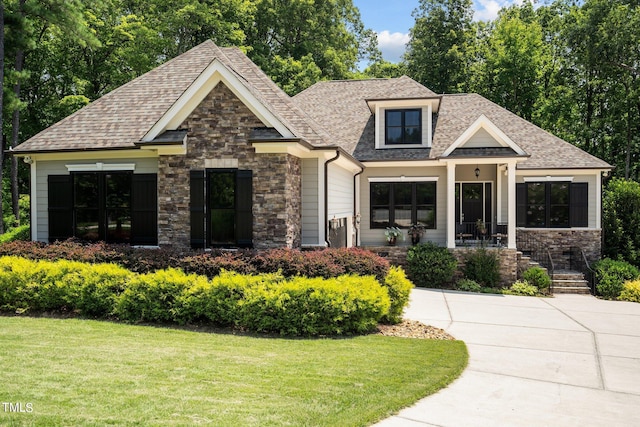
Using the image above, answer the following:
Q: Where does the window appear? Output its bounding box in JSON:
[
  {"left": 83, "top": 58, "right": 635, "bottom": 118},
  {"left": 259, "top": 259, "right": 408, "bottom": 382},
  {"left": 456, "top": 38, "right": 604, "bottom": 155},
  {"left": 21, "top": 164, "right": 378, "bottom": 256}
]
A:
[
  {"left": 370, "top": 182, "right": 436, "bottom": 229},
  {"left": 47, "top": 173, "right": 157, "bottom": 245},
  {"left": 190, "top": 169, "right": 253, "bottom": 248},
  {"left": 517, "top": 182, "right": 587, "bottom": 228},
  {"left": 385, "top": 109, "right": 421, "bottom": 145}
]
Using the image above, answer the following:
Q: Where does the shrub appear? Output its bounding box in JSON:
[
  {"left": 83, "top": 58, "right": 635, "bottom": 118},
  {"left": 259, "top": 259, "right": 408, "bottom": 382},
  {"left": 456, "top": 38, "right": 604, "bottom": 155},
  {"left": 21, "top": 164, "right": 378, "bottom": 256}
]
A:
[
  {"left": 594, "top": 258, "right": 640, "bottom": 299},
  {"left": 506, "top": 281, "right": 538, "bottom": 296},
  {"left": 116, "top": 269, "right": 208, "bottom": 323},
  {"left": 456, "top": 278, "right": 482, "bottom": 293},
  {"left": 0, "top": 224, "right": 31, "bottom": 244},
  {"left": 406, "top": 242, "right": 457, "bottom": 288},
  {"left": 619, "top": 280, "right": 640, "bottom": 303},
  {"left": 603, "top": 178, "right": 640, "bottom": 266},
  {"left": 381, "top": 266, "right": 413, "bottom": 324},
  {"left": 522, "top": 266, "right": 551, "bottom": 291},
  {"left": 462, "top": 248, "right": 500, "bottom": 288},
  {"left": 77, "top": 264, "right": 133, "bottom": 317},
  {"left": 238, "top": 275, "right": 390, "bottom": 336}
]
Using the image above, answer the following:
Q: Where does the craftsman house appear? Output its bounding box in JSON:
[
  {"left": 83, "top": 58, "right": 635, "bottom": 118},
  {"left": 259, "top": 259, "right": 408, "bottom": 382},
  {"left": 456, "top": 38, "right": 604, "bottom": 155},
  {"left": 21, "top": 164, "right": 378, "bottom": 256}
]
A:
[{"left": 13, "top": 40, "right": 611, "bottom": 265}]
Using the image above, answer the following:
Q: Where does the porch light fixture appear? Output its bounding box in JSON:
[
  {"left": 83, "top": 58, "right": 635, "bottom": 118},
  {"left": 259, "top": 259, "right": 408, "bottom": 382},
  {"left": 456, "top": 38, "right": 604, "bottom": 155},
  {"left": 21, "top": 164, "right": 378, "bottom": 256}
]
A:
[{"left": 475, "top": 166, "right": 480, "bottom": 179}]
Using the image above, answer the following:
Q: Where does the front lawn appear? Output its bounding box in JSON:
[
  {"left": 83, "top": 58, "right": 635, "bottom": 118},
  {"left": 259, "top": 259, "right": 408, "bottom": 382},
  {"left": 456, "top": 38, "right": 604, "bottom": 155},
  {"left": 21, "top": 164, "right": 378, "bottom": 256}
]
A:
[{"left": 0, "top": 317, "right": 467, "bottom": 426}]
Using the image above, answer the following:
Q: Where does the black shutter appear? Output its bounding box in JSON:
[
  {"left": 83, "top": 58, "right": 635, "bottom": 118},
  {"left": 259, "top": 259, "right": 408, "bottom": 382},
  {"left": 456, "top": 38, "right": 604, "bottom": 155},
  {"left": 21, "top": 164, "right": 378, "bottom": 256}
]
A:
[
  {"left": 48, "top": 175, "right": 73, "bottom": 242},
  {"left": 190, "top": 170, "right": 206, "bottom": 248},
  {"left": 131, "top": 174, "right": 158, "bottom": 245},
  {"left": 570, "top": 182, "right": 589, "bottom": 227},
  {"left": 236, "top": 170, "right": 253, "bottom": 248},
  {"left": 516, "top": 183, "right": 526, "bottom": 227}
]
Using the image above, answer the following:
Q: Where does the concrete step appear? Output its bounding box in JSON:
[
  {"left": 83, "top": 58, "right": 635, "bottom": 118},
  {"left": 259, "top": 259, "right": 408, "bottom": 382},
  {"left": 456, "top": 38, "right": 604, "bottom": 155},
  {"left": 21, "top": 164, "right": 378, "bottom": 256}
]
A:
[{"left": 552, "top": 285, "right": 592, "bottom": 295}]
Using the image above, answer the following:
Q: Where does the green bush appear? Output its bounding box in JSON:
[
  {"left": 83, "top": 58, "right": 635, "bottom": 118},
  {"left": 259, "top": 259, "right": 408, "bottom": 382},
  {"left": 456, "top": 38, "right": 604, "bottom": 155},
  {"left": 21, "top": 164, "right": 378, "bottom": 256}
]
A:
[
  {"left": 406, "top": 242, "right": 457, "bottom": 288},
  {"left": 0, "top": 256, "right": 393, "bottom": 336},
  {"left": 0, "top": 224, "right": 31, "bottom": 244},
  {"left": 594, "top": 258, "right": 640, "bottom": 299},
  {"left": 462, "top": 248, "right": 500, "bottom": 288},
  {"left": 505, "top": 281, "right": 538, "bottom": 296},
  {"left": 522, "top": 266, "right": 551, "bottom": 291},
  {"left": 381, "top": 266, "right": 413, "bottom": 324},
  {"left": 456, "top": 278, "right": 482, "bottom": 293},
  {"left": 116, "top": 269, "right": 208, "bottom": 323},
  {"left": 619, "top": 280, "right": 640, "bottom": 303},
  {"left": 238, "top": 275, "right": 390, "bottom": 336},
  {"left": 603, "top": 178, "right": 640, "bottom": 266}
]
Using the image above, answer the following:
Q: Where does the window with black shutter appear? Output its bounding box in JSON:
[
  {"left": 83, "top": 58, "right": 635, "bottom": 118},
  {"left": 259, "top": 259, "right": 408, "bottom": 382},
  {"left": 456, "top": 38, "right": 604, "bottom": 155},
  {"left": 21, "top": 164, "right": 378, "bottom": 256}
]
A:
[
  {"left": 516, "top": 181, "right": 589, "bottom": 228},
  {"left": 48, "top": 175, "right": 73, "bottom": 242},
  {"left": 190, "top": 169, "right": 253, "bottom": 249}
]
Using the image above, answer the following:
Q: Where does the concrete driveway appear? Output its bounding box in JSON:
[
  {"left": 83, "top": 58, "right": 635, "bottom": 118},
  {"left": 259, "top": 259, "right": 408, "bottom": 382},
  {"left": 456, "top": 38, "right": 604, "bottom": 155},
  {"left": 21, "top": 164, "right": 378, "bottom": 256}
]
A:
[{"left": 376, "top": 289, "right": 640, "bottom": 427}]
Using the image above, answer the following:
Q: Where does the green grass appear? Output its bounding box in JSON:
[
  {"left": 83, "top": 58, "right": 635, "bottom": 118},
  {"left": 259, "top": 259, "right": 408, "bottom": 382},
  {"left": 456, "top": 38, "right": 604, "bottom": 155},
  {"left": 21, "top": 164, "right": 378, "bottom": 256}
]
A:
[{"left": 0, "top": 316, "right": 467, "bottom": 426}]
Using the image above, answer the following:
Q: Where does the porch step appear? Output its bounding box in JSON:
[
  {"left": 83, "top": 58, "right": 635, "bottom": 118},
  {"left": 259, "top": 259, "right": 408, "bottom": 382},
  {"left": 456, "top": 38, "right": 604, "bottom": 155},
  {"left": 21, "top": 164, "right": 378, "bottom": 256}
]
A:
[{"left": 552, "top": 271, "right": 591, "bottom": 295}]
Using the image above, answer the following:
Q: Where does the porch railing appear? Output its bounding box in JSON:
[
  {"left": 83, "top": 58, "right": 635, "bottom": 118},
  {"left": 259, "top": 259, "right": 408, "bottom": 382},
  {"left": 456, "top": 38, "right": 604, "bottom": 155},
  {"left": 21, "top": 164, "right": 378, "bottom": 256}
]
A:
[
  {"left": 569, "top": 246, "right": 597, "bottom": 295},
  {"left": 456, "top": 222, "right": 508, "bottom": 246},
  {"left": 519, "top": 232, "right": 555, "bottom": 291}
]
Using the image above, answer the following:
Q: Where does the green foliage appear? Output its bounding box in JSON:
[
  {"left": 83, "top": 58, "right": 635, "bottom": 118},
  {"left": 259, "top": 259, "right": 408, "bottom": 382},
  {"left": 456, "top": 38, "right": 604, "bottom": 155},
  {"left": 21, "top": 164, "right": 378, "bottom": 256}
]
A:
[
  {"left": 522, "top": 266, "right": 551, "bottom": 291},
  {"left": 406, "top": 242, "right": 457, "bottom": 288},
  {"left": 0, "top": 224, "right": 30, "bottom": 243},
  {"left": 505, "top": 280, "right": 538, "bottom": 296},
  {"left": 381, "top": 266, "right": 414, "bottom": 324},
  {"left": 603, "top": 178, "right": 640, "bottom": 266},
  {"left": 461, "top": 248, "right": 500, "bottom": 288},
  {"left": 0, "top": 256, "right": 395, "bottom": 336},
  {"left": 456, "top": 278, "right": 482, "bottom": 293},
  {"left": 594, "top": 258, "right": 640, "bottom": 299},
  {"left": 619, "top": 280, "right": 640, "bottom": 303}
]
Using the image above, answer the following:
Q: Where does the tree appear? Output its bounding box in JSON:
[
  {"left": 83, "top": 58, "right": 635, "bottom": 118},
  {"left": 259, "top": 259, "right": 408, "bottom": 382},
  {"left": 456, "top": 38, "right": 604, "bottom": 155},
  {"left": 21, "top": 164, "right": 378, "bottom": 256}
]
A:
[
  {"left": 603, "top": 178, "right": 640, "bottom": 266},
  {"left": 471, "top": 2, "right": 547, "bottom": 121},
  {"left": 404, "top": 0, "right": 475, "bottom": 93},
  {"left": 247, "top": 0, "right": 379, "bottom": 94}
]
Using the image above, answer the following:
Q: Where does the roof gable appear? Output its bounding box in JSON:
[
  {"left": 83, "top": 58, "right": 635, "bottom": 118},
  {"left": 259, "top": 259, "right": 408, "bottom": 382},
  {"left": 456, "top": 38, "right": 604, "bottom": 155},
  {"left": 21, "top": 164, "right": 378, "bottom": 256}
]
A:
[{"left": 441, "top": 114, "right": 527, "bottom": 157}]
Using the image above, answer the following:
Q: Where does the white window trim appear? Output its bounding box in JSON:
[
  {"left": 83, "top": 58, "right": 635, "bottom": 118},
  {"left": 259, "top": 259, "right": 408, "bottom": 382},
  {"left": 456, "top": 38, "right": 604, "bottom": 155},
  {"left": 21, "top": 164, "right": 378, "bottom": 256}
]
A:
[
  {"left": 375, "top": 105, "right": 432, "bottom": 150},
  {"left": 522, "top": 176, "right": 574, "bottom": 182},
  {"left": 65, "top": 163, "right": 136, "bottom": 172},
  {"left": 368, "top": 176, "right": 439, "bottom": 183}
]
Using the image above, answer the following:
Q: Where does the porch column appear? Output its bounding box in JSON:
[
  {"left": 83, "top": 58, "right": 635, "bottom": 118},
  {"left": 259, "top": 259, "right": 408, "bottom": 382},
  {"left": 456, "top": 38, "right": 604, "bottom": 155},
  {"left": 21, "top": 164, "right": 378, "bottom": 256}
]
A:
[
  {"left": 447, "top": 162, "right": 456, "bottom": 248},
  {"left": 507, "top": 160, "right": 516, "bottom": 249}
]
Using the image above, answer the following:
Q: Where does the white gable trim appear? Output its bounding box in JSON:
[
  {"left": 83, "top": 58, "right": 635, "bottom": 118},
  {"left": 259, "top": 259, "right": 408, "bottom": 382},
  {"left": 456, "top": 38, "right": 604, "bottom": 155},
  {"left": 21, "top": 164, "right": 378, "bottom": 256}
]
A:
[
  {"left": 142, "top": 59, "right": 295, "bottom": 142},
  {"left": 441, "top": 114, "right": 527, "bottom": 157}
]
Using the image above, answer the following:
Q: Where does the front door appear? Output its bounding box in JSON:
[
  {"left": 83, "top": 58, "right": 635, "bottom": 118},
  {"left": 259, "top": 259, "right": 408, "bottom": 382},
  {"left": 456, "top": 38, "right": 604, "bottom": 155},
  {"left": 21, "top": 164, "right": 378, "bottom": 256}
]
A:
[{"left": 456, "top": 182, "right": 492, "bottom": 237}]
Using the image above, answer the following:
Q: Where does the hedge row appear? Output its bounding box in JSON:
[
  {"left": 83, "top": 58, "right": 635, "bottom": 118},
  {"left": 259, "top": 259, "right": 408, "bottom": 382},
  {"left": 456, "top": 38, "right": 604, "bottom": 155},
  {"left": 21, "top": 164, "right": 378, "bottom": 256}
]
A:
[
  {"left": 0, "top": 241, "right": 390, "bottom": 280},
  {"left": 0, "top": 256, "right": 412, "bottom": 335}
]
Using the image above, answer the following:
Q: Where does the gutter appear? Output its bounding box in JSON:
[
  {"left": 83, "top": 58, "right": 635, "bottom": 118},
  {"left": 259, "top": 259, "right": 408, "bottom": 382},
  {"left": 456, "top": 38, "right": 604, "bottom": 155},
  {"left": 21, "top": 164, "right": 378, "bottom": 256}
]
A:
[
  {"left": 324, "top": 150, "right": 340, "bottom": 247},
  {"left": 353, "top": 167, "right": 364, "bottom": 247}
]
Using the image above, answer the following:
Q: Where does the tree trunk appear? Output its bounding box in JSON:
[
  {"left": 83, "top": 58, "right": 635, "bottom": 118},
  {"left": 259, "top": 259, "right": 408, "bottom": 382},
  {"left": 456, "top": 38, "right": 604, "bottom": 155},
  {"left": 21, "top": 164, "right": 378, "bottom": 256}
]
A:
[{"left": 11, "top": 48, "right": 24, "bottom": 224}]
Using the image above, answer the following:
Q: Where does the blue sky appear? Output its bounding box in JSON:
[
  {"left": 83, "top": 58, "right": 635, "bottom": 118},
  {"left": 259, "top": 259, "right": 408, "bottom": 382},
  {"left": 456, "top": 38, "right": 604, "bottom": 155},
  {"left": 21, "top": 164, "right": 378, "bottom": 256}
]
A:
[{"left": 353, "top": 0, "right": 520, "bottom": 63}]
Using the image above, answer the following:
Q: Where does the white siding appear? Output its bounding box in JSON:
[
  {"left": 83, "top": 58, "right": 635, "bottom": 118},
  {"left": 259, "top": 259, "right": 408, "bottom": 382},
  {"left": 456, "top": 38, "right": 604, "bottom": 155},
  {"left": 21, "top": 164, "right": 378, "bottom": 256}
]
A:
[
  {"left": 301, "top": 158, "right": 320, "bottom": 245},
  {"left": 327, "top": 163, "right": 354, "bottom": 219},
  {"left": 461, "top": 128, "right": 503, "bottom": 148},
  {"left": 35, "top": 158, "right": 159, "bottom": 242},
  {"left": 360, "top": 165, "right": 447, "bottom": 246}
]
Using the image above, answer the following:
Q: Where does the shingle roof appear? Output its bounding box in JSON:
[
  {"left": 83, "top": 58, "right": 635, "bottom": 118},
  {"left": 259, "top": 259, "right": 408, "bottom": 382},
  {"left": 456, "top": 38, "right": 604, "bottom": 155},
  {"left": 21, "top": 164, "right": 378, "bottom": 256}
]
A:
[
  {"left": 14, "top": 41, "right": 331, "bottom": 153},
  {"left": 434, "top": 94, "right": 611, "bottom": 169},
  {"left": 295, "top": 79, "right": 612, "bottom": 169},
  {"left": 292, "top": 76, "right": 437, "bottom": 159}
]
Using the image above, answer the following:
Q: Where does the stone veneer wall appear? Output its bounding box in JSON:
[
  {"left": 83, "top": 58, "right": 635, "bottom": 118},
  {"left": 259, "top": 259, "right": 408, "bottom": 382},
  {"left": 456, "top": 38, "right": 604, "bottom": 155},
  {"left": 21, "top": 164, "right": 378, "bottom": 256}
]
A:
[
  {"left": 365, "top": 245, "right": 518, "bottom": 287},
  {"left": 516, "top": 229, "right": 602, "bottom": 269},
  {"left": 157, "top": 83, "right": 301, "bottom": 249}
]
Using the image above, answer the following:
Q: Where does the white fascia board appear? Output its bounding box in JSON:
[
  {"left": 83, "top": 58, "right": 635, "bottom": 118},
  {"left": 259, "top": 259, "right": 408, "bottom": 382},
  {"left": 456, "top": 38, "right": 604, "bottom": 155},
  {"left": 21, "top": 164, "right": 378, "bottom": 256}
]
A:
[
  {"left": 522, "top": 176, "right": 574, "bottom": 182},
  {"left": 66, "top": 163, "right": 136, "bottom": 172},
  {"left": 517, "top": 168, "right": 607, "bottom": 176},
  {"left": 367, "top": 98, "right": 439, "bottom": 113},
  {"left": 362, "top": 160, "right": 440, "bottom": 168},
  {"left": 442, "top": 114, "right": 527, "bottom": 157},
  {"left": 251, "top": 141, "right": 312, "bottom": 157},
  {"left": 142, "top": 59, "right": 295, "bottom": 142},
  {"left": 368, "top": 176, "right": 439, "bottom": 182},
  {"left": 30, "top": 150, "right": 157, "bottom": 162},
  {"left": 438, "top": 157, "right": 524, "bottom": 165}
]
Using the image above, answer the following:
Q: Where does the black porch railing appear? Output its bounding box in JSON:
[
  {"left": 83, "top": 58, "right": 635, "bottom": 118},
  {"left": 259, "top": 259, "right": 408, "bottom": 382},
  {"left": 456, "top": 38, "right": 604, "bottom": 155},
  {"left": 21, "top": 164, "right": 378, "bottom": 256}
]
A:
[
  {"left": 569, "top": 246, "right": 597, "bottom": 295},
  {"left": 456, "top": 222, "right": 508, "bottom": 246},
  {"left": 518, "top": 232, "right": 555, "bottom": 292}
]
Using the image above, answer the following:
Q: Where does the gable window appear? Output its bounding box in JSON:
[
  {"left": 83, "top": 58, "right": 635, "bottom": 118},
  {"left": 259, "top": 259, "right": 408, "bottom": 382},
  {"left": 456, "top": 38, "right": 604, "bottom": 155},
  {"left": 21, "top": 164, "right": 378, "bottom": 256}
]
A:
[
  {"left": 371, "top": 181, "right": 436, "bottom": 229},
  {"left": 385, "top": 109, "right": 421, "bottom": 145},
  {"left": 516, "top": 182, "right": 588, "bottom": 228}
]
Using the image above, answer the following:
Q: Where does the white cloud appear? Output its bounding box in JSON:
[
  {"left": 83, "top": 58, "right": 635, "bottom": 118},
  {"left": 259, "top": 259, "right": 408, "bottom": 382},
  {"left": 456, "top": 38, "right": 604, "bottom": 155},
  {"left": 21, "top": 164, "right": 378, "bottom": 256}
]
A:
[
  {"left": 474, "top": 0, "right": 503, "bottom": 22},
  {"left": 377, "top": 30, "right": 411, "bottom": 63}
]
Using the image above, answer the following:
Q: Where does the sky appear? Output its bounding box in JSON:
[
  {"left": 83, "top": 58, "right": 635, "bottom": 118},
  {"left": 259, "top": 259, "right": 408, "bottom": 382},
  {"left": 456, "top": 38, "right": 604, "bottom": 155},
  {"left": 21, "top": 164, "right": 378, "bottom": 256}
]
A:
[{"left": 353, "top": 0, "right": 521, "bottom": 64}]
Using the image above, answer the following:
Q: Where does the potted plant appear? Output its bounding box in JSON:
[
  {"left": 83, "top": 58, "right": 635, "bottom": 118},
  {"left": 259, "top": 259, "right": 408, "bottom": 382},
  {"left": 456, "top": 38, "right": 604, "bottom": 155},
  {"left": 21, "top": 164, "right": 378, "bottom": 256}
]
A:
[
  {"left": 407, "top": 223, "right": 425, "bottom": 245},
  {"left": 476, "top": 219, "right": 487, "bottom": 238},
  {"left": 385, "top": 226, "right": 402, "bottom": 246}
]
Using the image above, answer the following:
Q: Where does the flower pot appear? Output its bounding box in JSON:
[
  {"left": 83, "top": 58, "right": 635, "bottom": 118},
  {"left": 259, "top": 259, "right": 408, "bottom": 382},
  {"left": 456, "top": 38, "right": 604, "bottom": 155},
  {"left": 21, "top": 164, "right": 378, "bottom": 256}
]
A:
[
  {"left": 387, "top": 236, "right": 397, "bottom": 246},
  {"left": 411, "top": 234, "right": 421, "bottom": 245}
]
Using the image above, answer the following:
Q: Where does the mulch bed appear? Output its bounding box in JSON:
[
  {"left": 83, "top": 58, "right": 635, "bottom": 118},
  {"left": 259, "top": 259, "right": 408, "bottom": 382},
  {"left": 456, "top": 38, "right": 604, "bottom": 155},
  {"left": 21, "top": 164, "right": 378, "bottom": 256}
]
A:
[{"left": 376, "top": 320, "right": 455, "bottom": 340}]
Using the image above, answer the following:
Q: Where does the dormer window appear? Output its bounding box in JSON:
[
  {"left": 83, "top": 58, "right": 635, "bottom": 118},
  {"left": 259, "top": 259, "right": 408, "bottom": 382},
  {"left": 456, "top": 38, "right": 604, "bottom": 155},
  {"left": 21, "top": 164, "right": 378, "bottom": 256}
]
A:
[{"left": 385, "top": 109, "right": 422, "bottom": 145}]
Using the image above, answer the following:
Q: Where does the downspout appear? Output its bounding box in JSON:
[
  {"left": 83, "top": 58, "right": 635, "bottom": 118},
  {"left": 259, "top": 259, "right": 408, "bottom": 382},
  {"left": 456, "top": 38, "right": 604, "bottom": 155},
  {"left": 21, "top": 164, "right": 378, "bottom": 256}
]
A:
[
  {"left": 324, "top": 150, "right": 340, "bottom": 247},
  {"left": 353, "top": 167, "right": 364, "bottom": 247}
]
